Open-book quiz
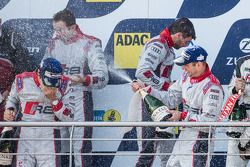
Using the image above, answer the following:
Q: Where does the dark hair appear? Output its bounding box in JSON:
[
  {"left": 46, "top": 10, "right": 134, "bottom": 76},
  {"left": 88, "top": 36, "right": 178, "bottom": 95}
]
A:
[
  {"left": 169, "top": 17, "right": 196, "bottom": 40},
  {"left": 53, "top": 9, "right": 76, "bottom": 27}
]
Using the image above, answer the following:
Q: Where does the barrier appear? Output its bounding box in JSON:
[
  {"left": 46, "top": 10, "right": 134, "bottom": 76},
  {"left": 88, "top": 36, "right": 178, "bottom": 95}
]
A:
[{"left": 0, "top": 121, "right": 249, "bottom": 167}]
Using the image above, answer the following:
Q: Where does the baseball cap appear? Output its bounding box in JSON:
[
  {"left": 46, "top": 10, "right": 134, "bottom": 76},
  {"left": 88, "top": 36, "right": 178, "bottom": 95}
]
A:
[{"left": 174, "top": 45, "right": 208, "bottom": 66}]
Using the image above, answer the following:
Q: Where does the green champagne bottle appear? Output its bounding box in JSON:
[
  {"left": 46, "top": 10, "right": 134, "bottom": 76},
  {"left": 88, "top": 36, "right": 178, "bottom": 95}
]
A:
[
  {"left": 139, "top": 90, "right": 172, "bottom": 122},
  {"left": 229, "top": 100, "right": 246, "bottom": 121},
  {"left": 0, "top": 127, "right": 14, "bottom": 166}
]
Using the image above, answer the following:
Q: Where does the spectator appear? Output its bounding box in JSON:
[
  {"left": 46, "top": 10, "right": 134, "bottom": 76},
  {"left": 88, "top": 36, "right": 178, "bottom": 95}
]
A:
[
  {"left": 132, "top": 45, "right": 224, "bottom": 167},
  {"left": 226, "top": 55, "right": 250, "bottom": 167},
  {"left": 131, "top": 17, "right": 196, "bottom": 167},
  {"left": 0, "top": 17, "right": 31, "bottom": 133},
  {"left": 3, "top": 58, "right": 74, "bottom": 167},
  {"left": 44, "top": 9, "right": 109, "bottom": 167}
]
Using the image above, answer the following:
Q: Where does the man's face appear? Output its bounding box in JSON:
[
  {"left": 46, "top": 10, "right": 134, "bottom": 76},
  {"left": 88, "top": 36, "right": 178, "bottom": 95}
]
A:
[
  {"left": 38, "top": 74, "right": 58, "bottom": 99},
  {"left": 182, "top": 62, "right": 199, "bottom": 77},
  {"left": 53, "top": 21, "right": 75, "bottom": 41},
  {"left": 173, "top": 33, "right": 193, "bottom": 49}
]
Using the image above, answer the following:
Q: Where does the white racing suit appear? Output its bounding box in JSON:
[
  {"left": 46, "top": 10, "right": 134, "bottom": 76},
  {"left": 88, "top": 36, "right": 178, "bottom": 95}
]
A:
[
  {"left": 5, "top": 72, "right": 74, "bottom": 167},
  {"left": 134, "top": 28, "right": 175, "bottom": 167},
  {"left": 44, "top": 25, "right": 108, "bottom": 167},
  {"left": 150, "top": 66, "right": 224, "bottom": 167},
  {"left": 226, "top": 55, "right": 250, "bottom": 167}
]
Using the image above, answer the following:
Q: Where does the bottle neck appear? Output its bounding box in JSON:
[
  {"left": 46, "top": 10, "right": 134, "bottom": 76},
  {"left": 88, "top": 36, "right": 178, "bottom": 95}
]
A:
[
  {"left": 2, "top": 127, "right": 13, "bottom": 133},
  {"left": 139, "top": 89, "right": 148, "bottom": 99}
]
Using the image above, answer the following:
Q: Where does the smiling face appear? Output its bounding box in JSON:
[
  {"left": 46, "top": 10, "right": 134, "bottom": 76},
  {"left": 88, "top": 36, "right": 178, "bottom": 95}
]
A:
[
  {"left": 182, "top": 62, "right": 197, "bottom": 77},
  {"left": 182, "top": 62, "right": 207, "bottom": 78}
]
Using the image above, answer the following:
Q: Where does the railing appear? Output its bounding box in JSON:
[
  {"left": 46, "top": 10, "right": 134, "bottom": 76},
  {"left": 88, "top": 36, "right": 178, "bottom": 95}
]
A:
[{"left": 0, "top": 121, "right": 249, "bottom": 167}]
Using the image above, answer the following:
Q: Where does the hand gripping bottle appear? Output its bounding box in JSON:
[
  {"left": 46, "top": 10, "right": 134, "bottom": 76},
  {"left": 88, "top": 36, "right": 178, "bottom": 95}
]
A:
[{"left": 139, "top": 90, "right": 172, "bottom": 122}]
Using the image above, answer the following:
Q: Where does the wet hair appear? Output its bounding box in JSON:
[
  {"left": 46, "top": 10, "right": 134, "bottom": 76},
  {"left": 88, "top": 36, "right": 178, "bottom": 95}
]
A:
[
  {"left": 169, "top": 17, "right": 196, "bottom": 40},
  {"left": 53, "top": 9, "right": 76, "bottom": 27}
]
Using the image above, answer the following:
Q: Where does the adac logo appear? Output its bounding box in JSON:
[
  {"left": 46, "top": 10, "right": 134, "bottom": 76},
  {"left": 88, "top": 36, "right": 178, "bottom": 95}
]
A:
[
  {"left": 103, "top": 109, "right": 121, "bottom": 122},
  {"left": 66, "top": 0, "right": 124, "bottom": 18},
  {"left": 0, "top": 0, "right": 11, "bottom": 10},
  {"left": 114, "top": 33, "right": 150, "bottom": 69},
  {"left": 104, "top": 19, "right": 175, "bottom": 84}
]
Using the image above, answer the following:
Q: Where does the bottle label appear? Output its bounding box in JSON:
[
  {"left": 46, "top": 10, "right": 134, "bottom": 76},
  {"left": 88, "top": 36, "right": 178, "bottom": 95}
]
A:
[
  {"left": 0, "top": 154, "right": 13, "bottom": 165},
  {"left": 151, "top": 106, "right": 170, "bottom": 122}
]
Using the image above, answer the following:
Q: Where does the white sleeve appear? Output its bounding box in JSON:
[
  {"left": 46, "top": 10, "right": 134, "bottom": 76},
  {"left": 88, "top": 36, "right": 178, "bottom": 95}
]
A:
[
  {"left": 150, "top": 78, "right": 183, "bottom": 109},
  {"left": 5, "top": 80, "right": 20, "bottom": 111}
]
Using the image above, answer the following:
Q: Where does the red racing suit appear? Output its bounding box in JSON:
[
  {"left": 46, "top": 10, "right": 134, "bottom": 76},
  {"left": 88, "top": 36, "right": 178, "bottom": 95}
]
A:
[
  {"left": 150, "top": 66, "right": 224, "bottom": 167},
  {"left": 44, "top": 25, "right": 108, "bottom": 167},
  {"left": 5, "top": 72, "right": 74, "bottom": 167}
]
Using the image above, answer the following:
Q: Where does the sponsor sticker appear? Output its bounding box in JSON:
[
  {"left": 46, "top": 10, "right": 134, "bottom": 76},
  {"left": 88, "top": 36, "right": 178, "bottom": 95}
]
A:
[
  {"left": 114, "top": 33, "right": 150, "bottom": 68},
  {"left": 103, "top": 109, "right": 121, "bottom": 122},
  {"left": 94, "top": 110, "right": 105, "bottom": 121}
]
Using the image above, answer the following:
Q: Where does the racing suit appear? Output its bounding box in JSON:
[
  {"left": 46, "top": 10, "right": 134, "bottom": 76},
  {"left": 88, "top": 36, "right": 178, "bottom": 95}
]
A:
[
  {"left": 44, "top": 25, "right": 108, "bottom": 167},
  {"left": 226, "top": 55, "right": 250, "bottom": 167},
  {"left": 5, "top": 72, "right": 74, "bottom": 167},
  {"left": 134, "top": 28, "right": 175, "bottom": 167},
  {"left": 149, "top": 65, "right": 224, "bottom": 167}
]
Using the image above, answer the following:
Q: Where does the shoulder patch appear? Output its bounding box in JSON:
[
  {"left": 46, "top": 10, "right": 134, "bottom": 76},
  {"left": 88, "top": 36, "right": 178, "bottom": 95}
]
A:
[
  {"left": 16, "top": 76, "right": 23, "bottom": 92},
  {"left": 15, "top": 72, "right": 38, "bottom": 92}
]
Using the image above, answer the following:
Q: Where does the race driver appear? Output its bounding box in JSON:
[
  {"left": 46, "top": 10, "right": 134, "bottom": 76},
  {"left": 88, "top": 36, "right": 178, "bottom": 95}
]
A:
[
  {"left": 132, "top": 45, "right": 224, "bottom": 167},
  {"left": 132, "top": 17, "right": 196, "bottom": 167},
  {"left": 44, "top": 9, "right": 108, "bottom": 167},
  {"left": 4, "top": 57, "right": 74, "bottom": 167}
]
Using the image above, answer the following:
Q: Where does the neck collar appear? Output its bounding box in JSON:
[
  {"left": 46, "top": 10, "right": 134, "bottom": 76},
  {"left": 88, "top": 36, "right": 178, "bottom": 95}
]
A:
[
  {"left": 190, "top": 65, "right": 211, "bottom": 84},
  {"left": 159, "top": 28, "right": 174, "bottom": 48},
  {"left": 33, "top": 73, "right": 41, "bottom": 87}
]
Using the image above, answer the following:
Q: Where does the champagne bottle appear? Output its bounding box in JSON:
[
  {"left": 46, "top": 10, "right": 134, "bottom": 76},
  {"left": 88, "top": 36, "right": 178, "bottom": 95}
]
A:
[
  {"left": 229, "top": 101, "right": 246, "bottom": 121},
  {"left": 0, "top": 127, "right": 14, "bottom": 152},
  {"left": 0, "top": 127, "right": 14, "bottom": 166},
  {"left": 139, "top": 90, "right": 172, "bottom": 122}
]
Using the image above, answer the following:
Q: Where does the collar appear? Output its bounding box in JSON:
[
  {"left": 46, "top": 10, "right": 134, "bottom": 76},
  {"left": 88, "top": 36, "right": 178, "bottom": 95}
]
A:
[
  {"left": 190, "top": 65, "right": 211, "bottom": 84},
  {"left": 33, "top": 73, "right": 41, "bottom": 87},
  {"left": 159, "top": 28, "right": 174, "bottom": 48}
]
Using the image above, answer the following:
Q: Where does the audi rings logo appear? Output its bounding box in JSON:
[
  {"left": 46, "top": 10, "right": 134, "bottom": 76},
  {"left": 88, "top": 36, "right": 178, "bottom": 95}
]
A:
[
  {"left": 239, "top": 38, "right": 250, "bottom": 53},
  {"left": 209, "top": 94, "right": 219, "bottom": 100}
]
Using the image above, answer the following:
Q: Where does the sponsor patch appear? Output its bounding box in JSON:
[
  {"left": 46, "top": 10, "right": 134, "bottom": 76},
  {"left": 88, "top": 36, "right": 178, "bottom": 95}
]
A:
[
  {"left": 209, "top": 94, "right": 219, "bottom": 100},
  {"left": 151, "top": 46, "right": 161, "bottom": 54},
  {"left": 210, "top": 89, "right": 220, "bottom": 94}
]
